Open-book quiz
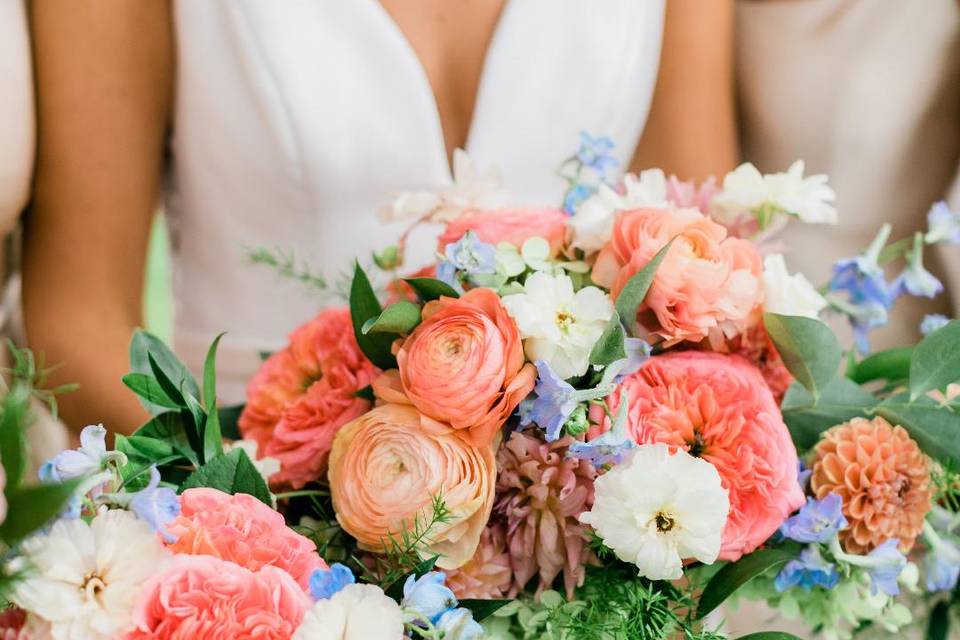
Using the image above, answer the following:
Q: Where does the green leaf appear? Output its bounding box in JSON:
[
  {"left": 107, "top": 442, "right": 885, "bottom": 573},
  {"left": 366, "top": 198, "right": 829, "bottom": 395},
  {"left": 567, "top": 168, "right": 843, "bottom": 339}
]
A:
[
  {"left": 115, "top": 434, "right": 176, "bottom": 463},
  {"left": 781, "top": 378, "right": 877, "bottom": 452},
  {"left": 404, "top": 277, "right": 460, "bottom": 301},
  {"left": 180, "top": 448, "right": 271, "bottom": 506},
  {"left": 849, "top": 346, "right": 913, "bottom": 385},
  {"left": 122, "top": 373, "right": 181, "bottom": 409},
  {"left": 764, "top": 313, "right": 842, "bottom": 402},
  {"left": 459, "top": 599, "right": 511, "bottom": 622},
  {"left": 735, "top": 634, "right": 804, "bottom": 640},
  {"left": 130, "top": 330, "right": 200, "bottom": 413},
  {"left": 873, "top": 393, "right": 960, "bottom": 464},
  {"left": 135, "top": 411, "right": 200, "bottom": 466},
  {"left": 362, "top": 300, "right": 422, "bottom": 335},
  {"left": 147, "top": 352, "right": 187, "bottom": 408},
  {"left": 910, "top": 320, "right": 960, "bottom": 401},
  {"left": 385, "top": 556, "right": 439, "bottom": 602},
  {"left": 696, "top": 548, "right": 797, "bottom": 620},
  {"left": 0, "top": 479, "right": 81, "bottom": 544},
  {"left": 218, "top": 404, "right": 244, "bottom": 441},
  {"left": 202, "top": 334, "right": 225, "bottom": 463},
  {"left": 349, "top": 263, "right": 397, "bottom": 370},
  {"left": 927, "top": 600, "right": 949, "bottom": 640},
  {"left": 0, "top": 382, "right": 31, "bottom": 490},
  {"left": 589, "top": 311, "right": 627, "bottom": 367},
  {"left": 614, "top": 240, "right": 673, "bottom": 335}
]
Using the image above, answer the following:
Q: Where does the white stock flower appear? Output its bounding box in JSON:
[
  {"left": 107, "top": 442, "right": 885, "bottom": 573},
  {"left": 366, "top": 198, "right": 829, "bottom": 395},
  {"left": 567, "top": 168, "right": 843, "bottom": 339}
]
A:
[
  {"left": 293, "top": 584, "right": 405, "bottom": 640},
  {"left": 569, "top": 169, "right": 668, "bottom": 253},
  {"left": 10, "top": 509, "right": 169, "bottom": 640},
  {"left": 386, "top": 149, "right": 504, "bottom": 223},
  {"left": 762, "top": 254, "right": 828, "bottom": 319},
  {"left": 712, "top": 161, "right": 837, "bottom": 226},
  {"left": 501, "top": 271, "right": 613, "bottom": 379},
  {"left": 579, "top": 444, "right": 728, "bottom": 581}
]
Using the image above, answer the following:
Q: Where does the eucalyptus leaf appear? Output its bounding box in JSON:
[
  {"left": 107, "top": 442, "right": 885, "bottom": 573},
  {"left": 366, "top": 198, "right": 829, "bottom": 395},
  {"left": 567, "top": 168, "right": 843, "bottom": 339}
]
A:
[
  {"left": 362, "top": 300, "right": 422, "bottom": 335},
  {"left": 873, "top": 393, "right": 960, "bottom": 464},
  {"left": 764, "top": 313, "right": 842, "bottom": 401},
  {"left": 589, "top": 311, "right": 627, "bottom": 367},
  {"left": 696, "top": 548, "right": 797, "bottom": 620},
  {"left": 404, "top": 277, "right": 460, "bottom": 301},
  {"left": 349, "top": 263, "right": 397, "bottom": 369},
  {"left": 202, "top": 334, "right": 225, "bottom": 463},
  {"left": 849, "top": 346, "right": 912, "bottom": 385},
  {"left": 614, "top": 240, "right": 673, "bottom": 336},
  {"left": 910, "top": 320, "right": 960, "bottom": 401},
  {"left": 781, "top": 378, "right": 877, "bottom": 452},
  {"left": 180, "top": 448, "right": 271, "bottom": 506}
]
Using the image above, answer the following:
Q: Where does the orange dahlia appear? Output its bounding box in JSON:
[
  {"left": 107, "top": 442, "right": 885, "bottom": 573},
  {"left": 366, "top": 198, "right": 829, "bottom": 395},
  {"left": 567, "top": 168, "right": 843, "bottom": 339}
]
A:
[{"left": 810, "top": 416, "right": 933, "bottom": 554}]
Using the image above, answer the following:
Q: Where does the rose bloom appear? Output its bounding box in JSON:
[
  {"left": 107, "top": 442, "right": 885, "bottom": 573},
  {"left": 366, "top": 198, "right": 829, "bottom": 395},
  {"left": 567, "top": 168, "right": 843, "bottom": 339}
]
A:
[
  {"left": 437, "top": 208, "right": 568, "bottom": 256},
  {"left": 126, "top": 555, "right": 310, "bottom": 640},
  {"left": 166, "top": 488, "right": 327, "bottom": 590},
  {"left": 592, "top": 208, "right": 763, "bottom": 345},
  {"left": 328, "top": 403, "right": 497, "bottom": 570},
  {"left": 239, "top": 308, "right": 379, "bottom": 487},
  {"left": 592, "top": 352, "right": 804, "bottom": 560},
  {"left": 376, "top": 287, "right": 535, "bottom": 447}
]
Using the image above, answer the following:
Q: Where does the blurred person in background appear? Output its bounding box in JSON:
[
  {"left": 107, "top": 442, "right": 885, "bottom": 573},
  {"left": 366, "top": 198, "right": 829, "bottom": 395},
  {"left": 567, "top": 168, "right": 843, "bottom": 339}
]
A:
[
  {"left": 738, "top": 0, "right": 960, "bottom": 348},
  {"left": 25, "top": 0, "right": 738, "bottom": 436}
]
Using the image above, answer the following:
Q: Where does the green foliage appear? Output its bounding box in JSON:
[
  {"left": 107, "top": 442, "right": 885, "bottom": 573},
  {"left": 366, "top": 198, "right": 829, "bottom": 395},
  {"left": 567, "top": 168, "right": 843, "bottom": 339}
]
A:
[
  {"left": 874, "top": 392, "right": 960, "bottom": 465},
  {"left": 734, "top": 634, "right": 804, "bottom": 640},
  {"left": 696, "top": 548, "right": 797, "bottom": 620},
  {"left": 362, "top": 300, "right": 422, "bottom": 335},
  {"left": 247, "top": 246, "right": 328, "bottom": 291},
  {"left": 404, "top": 277, "right": 460, "bottom": 301},
  {"left": 179, "top": 447, "right": 272, "bottom": 506},
  {"left": 349, "top": 263, "right": 397, "bottom": 369},
  {"left": 764, "top": 313, "right": 843, "bottom": 402},
  {"left": 848, "top": 346, "right": 912, "bottom": 385},
  {"left": 780, "top": 378, "right": 877, "bottom": 452},
  {"left": 910, "top": 319, "right": 960, "bottom": 401},
  {"left": 614, "top": 240, "right": 673, "bottom": 336},
  {"left": 130, "top": 330, "right": 201, "bottom": 414},
  {"left": 589, "top": 310, "right": 627, "bottom": 367},
  {"left": 927, "top": 600, "right": 950, "bottom": 640},
  {"left": 3, "top": 340, "right": 78, "bottom": 420},
  {"left": 201, "top": 334, "right": 225, "bottom": 462},
  {"left": 0, "top": 479, "right": 81, "bottom": 544}
]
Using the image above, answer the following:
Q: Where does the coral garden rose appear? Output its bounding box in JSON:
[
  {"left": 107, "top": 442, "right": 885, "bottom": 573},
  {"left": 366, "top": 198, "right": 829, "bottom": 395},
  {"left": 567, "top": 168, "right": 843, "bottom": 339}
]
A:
[
  {"left": 166, "top": 488, "right": 327, "bottom": 590},
  {"left": 126, "top": 555, "right": 310, "bottom": 640},
  {"left": 594, "top": 351, "right": 804, "bottom": 561},
  {"left": 376, "top": 287, "right": 535, "bottom": 447},
  {"left": 328, "top": 403, "right": 497, "bottom": 570},
  {"left": 592, "top": 208, "right": 763, "bottom": 345},
  {"left": 438, "top": 208, "right": 568, "bottom": 256},
  {"left": 811, "top": 417, "right": 932, "bottom": 554},
  {"left": 239, "top": 308, "right": 379, "bottom": 487}
]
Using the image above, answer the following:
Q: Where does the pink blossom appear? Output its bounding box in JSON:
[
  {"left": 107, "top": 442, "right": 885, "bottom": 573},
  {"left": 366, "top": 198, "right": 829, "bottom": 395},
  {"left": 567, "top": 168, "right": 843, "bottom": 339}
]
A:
[
  {"left": 437, "top": 208, "right": 568, "bottom": 256},
  {"left": 666, "top": 175, "right": 718, "bottom": 214}
]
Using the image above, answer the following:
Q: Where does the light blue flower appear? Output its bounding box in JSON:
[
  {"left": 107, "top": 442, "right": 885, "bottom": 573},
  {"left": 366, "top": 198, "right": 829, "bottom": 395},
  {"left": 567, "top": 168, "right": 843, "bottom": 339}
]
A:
[
  {"left": 37, "top": 460, "right": 81, "bottom": 520},
  {"left": 925, "top": 201, "right": 960, "bottom": 245},
  {"left": 892, "top": 233, "right": 943, "bottom": 299},
  {"left": 774, "top": 546, "right": 840, "bottom": 592},
  {"left": 128, "top": 466, "right": 181, "bottom": 542},
  {"left": 921, "top": 314, "right": 951, "bottom": 336},
  {"left": 779, "top": 493, "right": 848, "bottom": 544},
  {"left": 567, "top": 388, "right": 636, "bottom": 466},
  {"left": 796, "top": 460, "right": 813, "bottom": 491},
  {"left": 47, "top": 424, "right": 112, "bottom": 480},
  {"left": 401, "top": 572, "right": 458, "bottom": 624},
  {"left": 521, "top": 360, "right": 621, "bottom": 442},
  {"left": 576, "top": 131, "right": 618, "bottom": 175},
  {"left": 563, "top": 183, "right": 596, "bottom": 215},
  {"left": 924, "top": 536, "right": 960, "bottom": 592},
  {"left": 309, "top": 563, "right": 356, "bottom": 601},
  {"left": 436, "top": 231, "right": 497, "bottom": 293},
  {"left": 865, "top": 539, "right": 907, "bottom": 596},
  {"left": 618, "top": 337, "right": 652, "bottom": 382},
  {"left": 436, "top": 607, "right": 484, "bottom": 640}
]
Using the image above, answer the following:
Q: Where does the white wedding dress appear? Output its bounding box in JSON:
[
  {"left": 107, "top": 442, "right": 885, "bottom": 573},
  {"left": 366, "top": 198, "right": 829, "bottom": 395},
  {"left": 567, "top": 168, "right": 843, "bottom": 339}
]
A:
[{"left": 169, "top": 0, "right": 666, "bottom": 401}]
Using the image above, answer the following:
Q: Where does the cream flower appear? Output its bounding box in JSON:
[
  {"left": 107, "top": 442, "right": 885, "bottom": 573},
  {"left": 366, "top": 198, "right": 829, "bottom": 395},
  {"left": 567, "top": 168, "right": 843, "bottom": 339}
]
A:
[
  {"left": 579, "top": 444, "right": 728, "bottom": 580},
  {"left": 712, "top": 161, "right": 837, "bottom": 226},
  {"left": 569, "top": 169, "right": 668, "bottom": 253},
  {"left": 10, "top": 509, "right": 169, "bottom": 640},
  {"left": 762, "top": 254, "right": 828, "bottom": 319},
  {"left": 292, "top": 584, "right": 405, "bottom": 640},
  {"left": 501, "top": 271, "right": 614, "bottom": 379}
]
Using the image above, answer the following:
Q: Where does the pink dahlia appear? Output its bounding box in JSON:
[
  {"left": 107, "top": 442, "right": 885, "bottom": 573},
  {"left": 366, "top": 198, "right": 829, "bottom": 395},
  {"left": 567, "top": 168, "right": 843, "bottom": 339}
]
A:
[
  {"left": 239, "top": 307, "right": 379, "bottom": 488},
  {"left": 443, "top": 523, "right": 512, "bottom": 600},
  {"left": 0, "top": 609, "right": 25, "bottom": 640},
  {"left": 591, "top": 208, "right": 763, "bottom": 345},
  {"left": 126, "top": 555, "right": 310, "bottom": 640},
  {"left": 166, "top": 488, "right": 327, "bottom": 590},
  {"left": 493, "top": 432, "right": 596, "bottom": 598},
  {"left": 594, "top": 351, "right": 804, "bottom": 561}
]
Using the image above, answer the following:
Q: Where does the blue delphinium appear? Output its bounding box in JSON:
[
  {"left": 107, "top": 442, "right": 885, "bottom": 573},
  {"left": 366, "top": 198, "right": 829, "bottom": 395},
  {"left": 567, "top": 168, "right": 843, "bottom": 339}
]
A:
[
  {"left": 779, "top": 493, "right": 848, "bottom": 544},
  {"left": 920, "top": 313, "right": 951, "bottom": 336},
  {"left": 309, "top": 563, "right": 356, "bottom": 600},
  {"left": 924, "top": 535, "right": 960, "bottom": 592},
  {"left": 865, "top": 539, "right": 907, "bottom": 596},
  {"left": 774, "top": 546, "right": 840, "bottom": 592},
  {"left": 127, "top": 466, "right": 181, "bottom": 542},
  {"left": 45, "top": 424, "right": 114, "bottom": 480},
  {"left": 892, "top": 233, "right": 943, "bottom": 299},
  {"left": 563, "top": 183, "right": 596, "bottom": 215},
  {"left": 576, "top": 131, "right": 618, "bottom": 175},
  {"left": 401, "top": 572, "right": 458, "bottom": 625},
  {"left": 520, "top": 360, "right": 620, "bottom": 442},
  {"left": 436, "top": 607, "right": 485, "bottom": 640},
  {"left": 567, "top": 387, "right": 636, "bottom": 466},
  {"left": 437, "top": 231, "right": 497, "bottom": 292},
  {"left": 796, "top": 460, "right": 813, "bottom": 491},
  {"left": 925, "top": 200, "right": 960, "bottom": 245}
]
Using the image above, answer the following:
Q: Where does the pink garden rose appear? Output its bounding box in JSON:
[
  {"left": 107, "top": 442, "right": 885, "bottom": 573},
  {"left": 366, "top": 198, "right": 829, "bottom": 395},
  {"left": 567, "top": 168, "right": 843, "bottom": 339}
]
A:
[
  {"left": 592, "top": 208, "right": 763, "bottom": 345},
  {"left": 591, "top": 352, "right": 804, "bottom": 560},
  {"left": 438, "top": 208, "right": 568, "bottom": 256},
  {"left": 126, "top": 555, "right": 310, "bottom": 640},
  {"left": 166, "top": 488, "right": 327, "bottom": 589},
  {"left": 375, "top": 287, "right": 535, "bottom": 447},
  {"left": 239, "top": 308, "right": 379, "bottom": 487},
  {"left": 328, "top": 403, "right": 497, "bottom": 570}
]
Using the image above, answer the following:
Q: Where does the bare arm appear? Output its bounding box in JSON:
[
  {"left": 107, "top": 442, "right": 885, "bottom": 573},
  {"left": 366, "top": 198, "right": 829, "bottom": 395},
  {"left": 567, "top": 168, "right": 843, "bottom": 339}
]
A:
[
  {"left": 631, "top": 0, "right": 738, "bottom": 181},
  {"left": 26, "top": 0, "right": 173, "bottom": 435}
]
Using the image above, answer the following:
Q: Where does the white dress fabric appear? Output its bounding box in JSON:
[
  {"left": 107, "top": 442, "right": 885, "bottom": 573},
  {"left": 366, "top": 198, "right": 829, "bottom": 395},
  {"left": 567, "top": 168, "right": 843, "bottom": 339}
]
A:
[{"left": 169, "top": 0, "right": 666, "bottom": 401}]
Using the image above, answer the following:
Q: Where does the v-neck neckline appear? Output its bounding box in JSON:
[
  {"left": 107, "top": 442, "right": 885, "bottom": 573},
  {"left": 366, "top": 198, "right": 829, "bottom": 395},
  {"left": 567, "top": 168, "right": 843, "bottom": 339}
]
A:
[{"left": 367, "top": 0, "right": 512, "bottom": 180}]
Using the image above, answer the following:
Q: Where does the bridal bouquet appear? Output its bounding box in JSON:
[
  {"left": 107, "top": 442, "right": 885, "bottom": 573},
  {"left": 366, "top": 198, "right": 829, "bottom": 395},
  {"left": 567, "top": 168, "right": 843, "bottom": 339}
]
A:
[{"left": 2, "top": 135, "right": 960, "bottom": 640}]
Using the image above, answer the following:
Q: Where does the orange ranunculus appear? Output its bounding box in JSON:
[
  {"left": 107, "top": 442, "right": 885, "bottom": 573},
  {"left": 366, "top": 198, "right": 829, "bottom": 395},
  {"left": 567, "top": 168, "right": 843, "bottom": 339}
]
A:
[
  {"left": 437, "top": 208, "right": 568, "bottom": 256},
  {"left": 377, "top": 287, "right": 535, "bottom": 447},
  {"left": 328, "top": 404, "right": 497, "bottom": 570}
]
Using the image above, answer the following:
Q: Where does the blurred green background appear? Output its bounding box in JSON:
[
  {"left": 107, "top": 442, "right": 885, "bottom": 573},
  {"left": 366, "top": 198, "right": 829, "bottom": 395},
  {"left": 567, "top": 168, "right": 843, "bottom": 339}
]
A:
[{"left": 143, "top": 214, "right": 173, "bottom": 344}]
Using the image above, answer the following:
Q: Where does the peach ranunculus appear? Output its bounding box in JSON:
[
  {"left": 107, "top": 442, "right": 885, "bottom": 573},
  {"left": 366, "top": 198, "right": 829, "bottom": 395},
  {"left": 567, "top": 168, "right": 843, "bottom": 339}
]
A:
[
  {"left": 592, "top": 208, "right": 763, "bottom": 345},
  {"left": 165, "top": 488, "right": 328, "bottom": 590},
  {"left": 238, "top": 308, "right": 379, "bottom": 488},
  {"left": 437, "top": 208, "right": 568, "bottom": 256},
  {"left": 374, "top": 287, "right": 535, "bottom": 447},
  {"left": 591, "top": 351, "right": 804, "bottom": 561},
  {"left": 125, "top": 555, "right": 310, "bottom": 640},
  {"left": 328, "top": 403, "right": 497, "bottom": 570}
]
